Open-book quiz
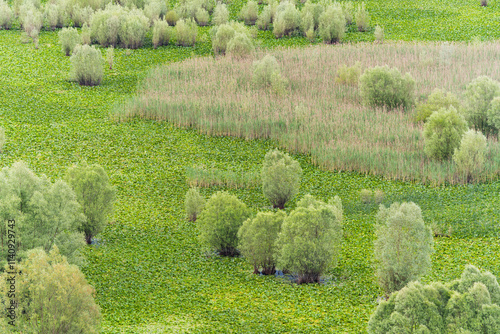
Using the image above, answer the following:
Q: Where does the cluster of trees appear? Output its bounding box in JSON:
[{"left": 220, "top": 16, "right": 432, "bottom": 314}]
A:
[{"left": 0, "top": 161, "right": 115, "bottom": 332}]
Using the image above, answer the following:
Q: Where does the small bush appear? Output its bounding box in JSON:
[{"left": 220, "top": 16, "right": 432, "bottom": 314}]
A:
[
  {"left": 374, "top": 25, "right": 383, "bottom": 43},
  {"left": 261, "top": 148, "right": 302, "bottom": 209},
  {"left": 197, "top": 191, "right": 251, "bottom": 256},
  {"left": 481, "top": 0, "right": 488, "bottom": 6},
  {"left": 195, "top": 7, "right": 209, "bottom": 26},
  {"left": 238, "top": 210, "right": 286, "bottom": 275},
  {"left": 318, "top": 3, "right": 345, "bottom": 44},
  {"left": 413, "top": 88, "right": 461, "bottom": 123},
  {"left": 360, "top": 189, "right": 372, "bottom": 204},
  {"left": 342, "top": 1, "right": 353, "bottom": 25},
  {"left": 355, "top": 2, "right": 369, "bottom": 32},
  {"left": 464, "top": 76, "right": 500, "bottom": 135},
  {"left": 72, "top": 4, "right": 94, "bottom": 27},
  {"left": 0, "top": 0, "right": 14, "bottom": 29},
  {"left": 453, "top": 129, "right": 488, "bottom": 182},
  {"left": 212, "top": 21, "right": 251, "bottom": 55},
  {"left": 44, "top": 3, "right": 66, "bottom": 30},
  {"left": 273, "top": 1, "right": 300, "bottom": 38},
  {"left": 359, "top": 65, "right": 415, "bottom": 110},
  {"left": 212, "top": 2, "right": 228, "bottom": 25},
  {"left": 81, "top": 22, "right": 91, "bottom": 44},
  {"left": 144, "top": 0, "right": 166, "bottom": 25},
  {"left": 488, "top": 96, "right": 500, "bottom": 132},
  {"left": 374, "top": 202, "right": 434, "bottom": 294},
  {"left": 70, "top": 44, "right": 104, "bottom": 86},
  {"left": 373, "top": 189, "right": 384, "bottom": 204},
  {"left": 184, "top": 187, "right": 205, "bottom": 222},
  {"left": 424, "top": 106, "right": 468, "bottom": 161},
  {"left": 21, "top": 5, "right": 43, "bottom": 48},
  {"left": 256, "top": 4, "right": 272, "bottom": 30},
  {"left": 152, "top": 18, "right": 171, "bottom": 48},
  {"left": 165, "top": 9, "right": 178, "bottom": 25},
  {"left": 227, "top": 32, "right": 254, "bottom": 59},
  {"left": 175, "top": 18, "right": 197, "bottom": 46},
  {"left": 119, "top": 9, "right": 149, "bottom": 49},
  {"left": 58, "top": 27, "right": 80, "bottom": 56},
  {"left": 239, "top": 0, "right": 258, "bottom": 25},
  {"left": 106, "top": 46, "right": 113, "bottom": 69},
  {"left": 335, "top": 61, "right": 361, "bottom": 85},
  {"left": 368, "top": 265, "right": 500, "bottom": 334},
  {"left": 275, "top": 194, "right": 343, "bottom": 284},
  {"left": 253, "top": 54, "right": 288, "bottom": 94},
  {"left": 0, "top": 127, "right": 5, "bottom": 153},
  {"left": 90, "top": 4, "right": 125, "bottom": 47}
]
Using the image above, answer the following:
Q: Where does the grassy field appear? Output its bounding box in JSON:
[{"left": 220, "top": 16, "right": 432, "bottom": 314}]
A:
[{"left": 1, "top": 0, "right": 500, "bottom": 332}]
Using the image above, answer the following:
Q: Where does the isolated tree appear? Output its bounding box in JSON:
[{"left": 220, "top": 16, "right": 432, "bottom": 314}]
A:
[
  {"left": 0, "top": 246, "right": 101, "bottom": 333},
  {"left": 368, "top": 265, "right": 500, "bottom": 334},
  {"left": 58, "top": 27, "right": 80, "bottom": 56},
  {"left": 65, "top": 162, "right": 116, "bottom": 244},
  {"left": 197, "top": 191, "right": 251, "bottom": 256},
  {"left": 185, "top": 187, "right": 205, "bottom": 222},
  {"left": 453, "top": 129, "right": 488, "bottom": 182},
  {"left": 70, "top": 44, "right": 104, "bottom": 86},
  {"left": 261, "top": 149, "right": 302, "bottom": 209},
  {"left": 238, "top": 210, "right": 286, "bottom": 275},
  {"left": 374, "top": 202, "right": 434, "bottom": 294},
  {"left": 275, "top": 194, "right": 343, "bottom": 283},
  {"left": 424, "top": 106, "right": 468, "bottom": 161},
  {"left": 0, "top": 161, "right": 86, "bottom": 268},
  {"left": 464, "top": 76, "right": 500, "bottom": 135}
]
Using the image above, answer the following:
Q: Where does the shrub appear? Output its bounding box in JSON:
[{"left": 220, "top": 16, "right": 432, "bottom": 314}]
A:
[
  {"left": 72, "top": 4, "right": 94, "bottom": 27},
  {"left": 481, "top": 0, "right": 488, "bottom": 6},
  {"left": 275, "top": 194, "right": 343, "bottom": 284},
  {"left": 152, "top": 18, "right": 171, "bottom": 48},
  {"left": 273, "top": 1, "right": 300, "bottom": 38},
  {"left": 464, "top": 76, "right": 500, "bottom": 135},
  {"left": 0, "top": 0, "right": 13, "bottom": 29},
  {"left": 374, "top": 202, "right": 434, "bottom": 294},
  {"left": 106, "top": 46, "right": 113, "bottom": 69},
  {"left": 423, "top": 106, "right": 468, "bottom": 161},
  {"left": 413, "top": 88, "right": 461, "bottom": 123},
  {"left": 143, "top": 0, "right": 166, "bottom": 25},
  {"left": 360, "top": 189, "right": 372, "bottom": 204},
  {"left": 212, "top": 21, "right": 250, "bottom": 55},
  {"left": 335, "top": 61, "right": 361, "bottom": 85},
  {"left": 374, "top": 25, "right": 383, "bottom": 43},
  {"left": 488, "top": 96, "right": 500, "bottom": 132},
  {"left": 44, "top": 3, "right": 66, "bottom": 30},
  {"left": 0, "top": 161, "right": 86, "bottom": 268},
  {"left": 21, "top": 5, "right": 43, "bottom": 48},
  {"left": 301, "top": 1, "right": 322, "bottom": 30},
  {"left": 165, "top": 9, "right": 179, "bottom": 25},
  {"left": 119, "top": 9, "right": 149, "bottom": 49},
  {"left": 58, "top": 27, "right": 80, "bottom": 56},
  {"left": 239, "top": 0, "right": 258, "bottom": 25},
  {"left": 0, "top": 246, "right": 102, "bottom": 333},
  {"left": 253, "top": 54, "right": 289, "bottom": 94},
  {"left": 0, "top": 127, "right": 4, "bottom": 153},
  {"left": 227, "top": 32, "right": 254, "bottom": 59},
  {"left": 197, "top": 191, "right": 251, "bottom": 256},
  {"left": 65, "top": 163, "right": 116, "bottom": 244},
  {"left": 318, "top": 3, "right": 345, "bottom": 44},
  {"left": 70, "top": 44, "right": 104, "bottom": 86},
  {"left": 81, "top": 22, "right": 91, "bottom": 44},
  {"left": 90, "top": 4, "right": 125, "bottom": 47},
  {"left": 212, "top": 2, "right": 228, "bottom": 25},
  {"left": 373, "top": 189, "right": 384, "bottom": 204},
  {"left": 368, "top": 265, "right": 500, "bottom": 334},
  {"left": 359, "top": 65, "right": 415, "bottom": 110},
  {"left": 342, "top": 1, "right": 353, "bottom": 25},
  {"left": 238, "top": 210, "right": 286, "bottom": 275},
  {"left": 261, "top": 148, "right": 302, "bottom": 209},
  {"left": 453, "top": 129, "right": 488, "bottom": 182},
  {"left": 184, "top": 187, "right": 205, "bottom": 222},
  {"left": 355, "top": 2, "right": 370, "bottom": 32},
  {"left": 195, "top": 7, "right": 209, "bottom": 26},
  {"left": 175, "top": 18, "right": 197, "bottom": 46},
  {"left": 256, "top": 4, "right": 272, "bottom": 30}
]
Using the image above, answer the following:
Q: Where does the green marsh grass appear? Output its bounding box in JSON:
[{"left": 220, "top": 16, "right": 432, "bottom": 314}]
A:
[{"left": 116, "top": 42, "right": 500, "bottom": 184}]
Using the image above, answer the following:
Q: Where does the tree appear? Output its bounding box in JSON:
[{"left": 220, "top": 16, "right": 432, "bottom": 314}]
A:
[
  {"left": 453, "top": 129, "right": 488, "bottom": 182},
  {"left": 65, "top": 162, "right": 116, "bottom": 244},
  {"left": 464, "top": 76, "right": 500, "bottom": 135},
  {"left": 261, "top": 149, "right": 302, "bottom": 209},
  {"left": 197, "top": 191, "right": 251, "bottom": 256},
  {"left": 374, "top": 202, "right": 434, "bottom": 294},
  {"left": 423, "top": 106, "right": 468, "bottom": 161},
  {"left": 368, "top": 265, "right": 500, "bottom": 334},
  {"left": 0, "top": 246, "right": 102, "bottom": 333},
  {"left": 185, "top": 187, "right": 205, "bottom": 222},
  {"left": 275, "top": 194, "right": 343, "bottom": 283},
  {"left": 0, "top": 161, "right": 86, "bottom": 268},
  {"left": 238, "top": 210, "right": 286, "bottom": 275},
  {"left": 413, "top": 88, "right": 461, "bottom": 123}
]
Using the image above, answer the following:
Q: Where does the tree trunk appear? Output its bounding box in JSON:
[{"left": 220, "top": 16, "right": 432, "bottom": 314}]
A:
[{"left": 261, "top": 265, "right": 276, "bottom": 275}]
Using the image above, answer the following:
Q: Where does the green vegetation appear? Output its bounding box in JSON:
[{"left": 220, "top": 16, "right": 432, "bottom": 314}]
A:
[
  {"left": 464, "top": 76, "right": 500, "bottom": 136},
  {"left": 58, "top": 26, "right": 79, "bottom": 56},
  {"left": 413, "top": 88, "right": 461, "bottom": 123},
  {"left": 184, "top": 187, "right": 205, "bottom": 222},
  {"left": 70, "top": 44, "right": 104, "bottom": 86},
  {"left": 453, "top": 129, "right": 488, "bottom": 182}
]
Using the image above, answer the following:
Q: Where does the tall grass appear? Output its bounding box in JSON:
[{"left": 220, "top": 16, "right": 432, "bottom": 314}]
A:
[
  {"left": 114, "top": 42, "right": 500, "bottom": 184},
  {"left": 185, "top": 165, "right": 260, "bottom": 189}
]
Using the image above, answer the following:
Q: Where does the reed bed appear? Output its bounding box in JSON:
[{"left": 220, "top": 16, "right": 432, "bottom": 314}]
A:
[{"left": 115, "top": 42, "right": 500, "bottom": 184}]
